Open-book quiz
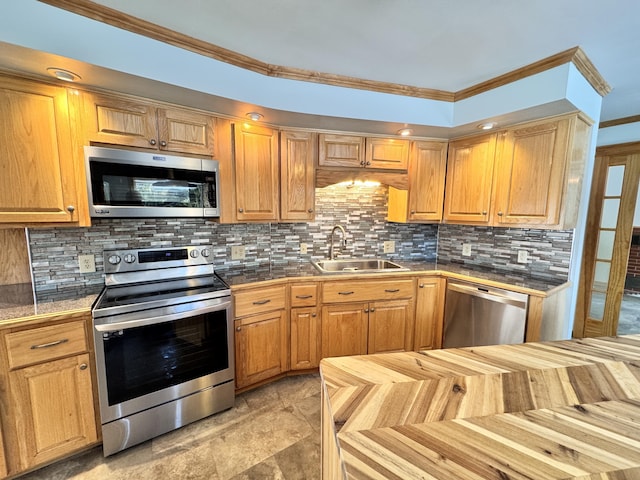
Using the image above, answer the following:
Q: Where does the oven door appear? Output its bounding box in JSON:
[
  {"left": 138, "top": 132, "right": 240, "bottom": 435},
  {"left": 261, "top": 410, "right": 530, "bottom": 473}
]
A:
[{"left": 93, "top": 296, "right": 233, "bottom": 424}]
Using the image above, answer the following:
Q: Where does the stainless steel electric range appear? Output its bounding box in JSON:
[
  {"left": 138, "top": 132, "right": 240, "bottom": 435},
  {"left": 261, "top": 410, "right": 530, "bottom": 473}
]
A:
[{"left": 91, "top": 245, "right": 234, "bottom": 456}]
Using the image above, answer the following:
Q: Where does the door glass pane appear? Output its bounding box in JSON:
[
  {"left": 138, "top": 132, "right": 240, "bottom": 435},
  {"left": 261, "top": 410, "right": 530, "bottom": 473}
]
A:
[
  {"left": 601, "top": 199, "right": 620, "bottom": 229},
  {"left": 589, "top": 291, "right": 606, "bottom": 321},
  {"left": 593, "top": 261, "right": 611, "bottom": 291},
  {"left": 596, "top": 230, "right": 616, "bottom": 260},
  {"left": 605, "top": 165, "right": 625, "bottom": 196}
]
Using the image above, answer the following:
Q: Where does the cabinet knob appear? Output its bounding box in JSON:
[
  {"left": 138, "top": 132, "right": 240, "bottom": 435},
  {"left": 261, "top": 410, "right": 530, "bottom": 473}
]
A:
[
  {"left": 236, "top": 326, "right": 241, "bottom": 332},
  {"left": 370, "top": 307, "right": 375, "bottom": 313},
  {"left": 79, "top": 363, "right": 88, "bottom": 370},
  {"left": 149, "top": 139, "right": 157, "bottom": 146},
  {"left": 160, "top": 140, "right": 167, "bottom": 147},
  {"left": 366, "top": 161, "right": 371, "bottom": 166},
  {"left": 66, "top": 205, "right": 75, "bottom": 213},
  {"left": 410, "top": 210, "right": 416, "bottom": 214},
  {"left": 497, "top": 211, "right": 503, "bottom": 216},
  {"left": 311, "top": 313, "right": 317, "bottom": 318},
  {"left": 419, "top": 283, "right": 425, "bottom": 288},
  {"left": 364, "top": 308, "right": 369, "bottom": 313},
  {"left": 307, "top": 208, "right": 314, "bottom": 213},
  {"left": 482, "top": 210, "right": 487, "bottom": 215},
  {"left": 360, "top": 160, "right": 366, "bottom": 166},
  {"left": 238, "top": 208, "right": 244, "bottom": 213}
]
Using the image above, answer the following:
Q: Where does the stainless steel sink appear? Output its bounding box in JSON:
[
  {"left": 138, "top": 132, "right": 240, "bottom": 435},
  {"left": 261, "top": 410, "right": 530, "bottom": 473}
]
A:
[{"left": 311, "top": 258, "right": 409, "bottom": 274}]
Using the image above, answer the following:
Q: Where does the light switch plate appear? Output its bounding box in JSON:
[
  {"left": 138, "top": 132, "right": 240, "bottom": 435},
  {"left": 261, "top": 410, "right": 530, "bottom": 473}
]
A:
[
  {"left": 517, "top": 250, "right": 528, "bottom": 263},
  {"left": 78, "top": 254, "right": 96, "bottom": 273},
  {"left": 383, "top": 241, "right": 395, "bottom": 254},
  {"left": 231, "top": 245, "right": 245, "bottom": 260},
  {"left": 462, "top": 244, "right": 472, "bottom": 256},
  {"left": 300, "top": 243, "right": 308, "bottom": 254}
]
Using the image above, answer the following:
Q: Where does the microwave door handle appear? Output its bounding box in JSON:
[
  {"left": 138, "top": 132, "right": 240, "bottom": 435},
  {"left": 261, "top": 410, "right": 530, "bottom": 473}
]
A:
[{"left": 94, "top": 301, "right": 230, "bottom": 332}]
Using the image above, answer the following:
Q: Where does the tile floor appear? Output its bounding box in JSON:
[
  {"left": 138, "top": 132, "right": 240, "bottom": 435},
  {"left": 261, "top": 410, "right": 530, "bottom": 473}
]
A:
[{"left": 19, "top": 374, "right": 322, "bottom": 480}]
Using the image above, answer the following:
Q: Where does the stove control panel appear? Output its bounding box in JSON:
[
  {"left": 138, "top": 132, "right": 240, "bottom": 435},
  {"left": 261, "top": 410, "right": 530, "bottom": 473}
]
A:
[{"left": 103, "top": 245, "right": 214, "bottom": 274}]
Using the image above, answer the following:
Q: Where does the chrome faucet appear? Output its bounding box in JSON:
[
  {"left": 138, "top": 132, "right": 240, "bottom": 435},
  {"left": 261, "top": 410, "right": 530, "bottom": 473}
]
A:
[{"left": 329, "top": 225, "right": 347, "bottom": 260}]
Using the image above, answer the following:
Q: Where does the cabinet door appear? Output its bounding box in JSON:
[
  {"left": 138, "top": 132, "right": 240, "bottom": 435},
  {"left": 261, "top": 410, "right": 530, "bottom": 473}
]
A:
[
  {"left": 493, "top": 118, "right": 571, "bottom": 226},
  {"left": 408, "top": 141, "right": 448, "bottom": 222},
  {"left": 291, "top": 307, "right": 320, "bottom": 370},
  {"left": 0, "top": 421, "right": 6, "bottom": 478},
  {"left": 280, "top": 130, "right": 316, "bottom": 221},
  {"left": 156, "top": 108, "right": 215, "bottom": 155},
  {"left": 10, "top": 353, "right": 97, "bottom": 470},
  {"left": 443, "top": 133, "right": 497, "bottom": 224},
  {"left": 0, "top": 77, "right": 80, "bottom": 224},
  {"left": 82, "top": 91, "right": 158, "bottom": 149},
  {"left": 414, "top": 277, "right": 445, "bottom": 350},
  {"left": 321, "top": 303, "right": 368, "bottom": 358},
  {"left": 234, "top": 123, "right": 279, "bottom": 221},
  {"left": 368, "top": 299, "right": 414, "bottom": 354},
  {"left": 318, "top": 134, "right": 365, "bottom": 168},
  {"left": 235, "top": 310, "right": 288, "bottom": 388},
  {"left": 365, "top": 138, "right": 409, "bottom": 170}
]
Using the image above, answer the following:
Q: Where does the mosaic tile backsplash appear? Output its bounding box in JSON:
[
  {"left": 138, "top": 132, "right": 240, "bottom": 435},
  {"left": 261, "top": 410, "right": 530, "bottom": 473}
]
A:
[{"left": 27, "top": 184, "right": 574, "bottom": 298}]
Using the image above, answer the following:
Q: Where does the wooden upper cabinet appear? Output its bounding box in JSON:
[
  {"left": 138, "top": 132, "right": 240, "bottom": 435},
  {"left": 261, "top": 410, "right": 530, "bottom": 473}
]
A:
[
  {"left": 82, "top": 91, "right": 215, "bottom": 156},
  {"left": 234, "top": 123, "right": 280, "bottom": 221},
  {"left": 280, "top": 130, "right": 316, "bottom": 221},
  {"left": 388, "top": 141, "right": 447, "bottom": 223},
  {"left": 0, "top": 76, "right": 82, "bottom": 224},
  {"left": 443, "top": 133, "right": 497, "bottom": 225},
  {"left": 365, "top": 137, "right": 410, "bottom": 170},
  {"left": 318, "top": 134, "right": 364, "bottom": 168},
  {"left": 319, "top": 134, "right": 408, "bottom": 171},
  {"left": 493, "top": 115, "right": 591, "bottom": 228}
]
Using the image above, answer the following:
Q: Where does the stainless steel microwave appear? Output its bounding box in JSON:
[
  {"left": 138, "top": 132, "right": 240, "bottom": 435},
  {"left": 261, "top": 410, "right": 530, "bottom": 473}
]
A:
[{"left": 85, "top": 146, "right": 219, "bottom": 218}]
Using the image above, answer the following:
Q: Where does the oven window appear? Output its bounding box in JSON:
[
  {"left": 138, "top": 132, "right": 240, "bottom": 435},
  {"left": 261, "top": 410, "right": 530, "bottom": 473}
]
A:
[
  {"left": 89, "top": 160, "right": 206, "bottom": 208},
  {"left": 102, "top": 310, "right": 229, "bottom": 406}
]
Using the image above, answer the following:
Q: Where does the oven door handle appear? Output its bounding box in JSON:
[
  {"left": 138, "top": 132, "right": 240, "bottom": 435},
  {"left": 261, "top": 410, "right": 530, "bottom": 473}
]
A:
[{"left": 94, "top": 301, "right": 230, "bottom": 332}]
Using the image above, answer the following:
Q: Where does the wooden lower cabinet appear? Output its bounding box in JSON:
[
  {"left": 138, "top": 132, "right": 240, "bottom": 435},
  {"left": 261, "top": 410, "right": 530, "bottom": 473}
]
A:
[
  {"left": 368, "top": 299, "right": 414, "bottom": 354},
  {"left": 290, "top": 307, "right": 320, "bottom": 370},
  {"left": 321, "top": 303, "right": 368, "bottom": 358},
  {"left": 414, "top": 277, "right": 446, "bottom": 350},
  {"left": 9, "top": 354, "right": 97, "bottom": 470},
  {"left": 0, "top": 312, "right": 98, "bottom": 477},
  {"left": 0, "top": 423, "right": 6, "bottom": 478},
  {"left": 235, "top": 309, "right": 288, "bottom": 389}
]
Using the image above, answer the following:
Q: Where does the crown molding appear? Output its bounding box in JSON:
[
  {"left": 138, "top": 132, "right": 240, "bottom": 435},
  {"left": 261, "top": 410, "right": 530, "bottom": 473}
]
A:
[{"left": 37, "top": 0, "right": 610, "bottom": 101}]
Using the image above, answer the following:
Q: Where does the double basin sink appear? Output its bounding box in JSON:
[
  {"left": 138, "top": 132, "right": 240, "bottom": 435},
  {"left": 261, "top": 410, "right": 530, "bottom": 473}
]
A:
[{"left": 311, "top": 258, "right": 409, "bottom": 274}]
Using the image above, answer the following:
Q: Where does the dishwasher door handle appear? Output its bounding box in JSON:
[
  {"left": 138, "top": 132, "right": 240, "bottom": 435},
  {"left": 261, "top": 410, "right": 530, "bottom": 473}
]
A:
[{"left": 447, "top": 283, "right": 527, "bottom": 309}]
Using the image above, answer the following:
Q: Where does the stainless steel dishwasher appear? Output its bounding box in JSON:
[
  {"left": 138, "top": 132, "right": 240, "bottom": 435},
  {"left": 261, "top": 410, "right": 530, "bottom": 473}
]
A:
[{"left": 442, "top": 280, "right": 528, "bottom": 348}]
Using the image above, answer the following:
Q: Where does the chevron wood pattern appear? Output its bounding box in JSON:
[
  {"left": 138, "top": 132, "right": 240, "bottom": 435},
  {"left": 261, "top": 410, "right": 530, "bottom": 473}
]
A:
[{"left": 320, "top": 335, "right": 640, "bottom": 479}]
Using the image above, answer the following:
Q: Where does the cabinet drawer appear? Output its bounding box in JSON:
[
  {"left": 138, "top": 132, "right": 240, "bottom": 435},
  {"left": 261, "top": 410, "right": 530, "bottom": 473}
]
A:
[
  {"left": 323, "top": 279, "right": 414, "bottom": 303},
  {"left": 235, "top": 285, "right": 286, "bottom": 318},
  {"left": 5, "top": 321, "right": 88, "bottom": 369},
  {"left": 290, "top": 284, "right": 318, "bottom": 307}
]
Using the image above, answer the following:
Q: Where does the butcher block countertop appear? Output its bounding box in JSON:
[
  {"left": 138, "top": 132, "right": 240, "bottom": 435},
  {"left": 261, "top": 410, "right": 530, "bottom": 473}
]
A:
[{"left": 319, "top": 335, "right": 640, "bottom": 479}]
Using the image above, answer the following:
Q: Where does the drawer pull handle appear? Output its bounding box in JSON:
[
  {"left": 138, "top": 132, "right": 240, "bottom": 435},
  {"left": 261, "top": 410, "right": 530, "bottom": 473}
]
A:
[
  {"left": 31, "top": 338, "right": 69, "bottom": 350},
  {"left": 295, "top": 295, "right": 313, "bottom": 299},
  {"left": 79, "top": 363, "right": 88, "bottom": 370},
  {"left": 253, "top": 299, "right": 271, "bottom": 305},
  {"left": 385, "top": 289, "right": 400, "bottom": 293},
  {"left": 338, "top": 291, "right": 354, "bottom": 295}
]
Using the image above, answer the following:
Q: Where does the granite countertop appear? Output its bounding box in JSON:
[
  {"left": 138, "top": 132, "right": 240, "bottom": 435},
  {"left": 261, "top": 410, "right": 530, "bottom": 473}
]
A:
[
  {"left": 0, "top": 259, "right": 567, "bottom": 323},
  {"left": 0, "top": 283, "right": 101, "bottom": 323},
  {"left": 319, "top": 335, "right": 640, "bottom": 479}
]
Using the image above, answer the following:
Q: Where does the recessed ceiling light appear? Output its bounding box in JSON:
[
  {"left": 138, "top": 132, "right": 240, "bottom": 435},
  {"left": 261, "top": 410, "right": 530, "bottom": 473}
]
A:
[
  {"left": 478, "top": 122, "right": 497, "bottom": 130},
  {"left": 245, "top": 112, "right": 263, "bottom": 121},
  {"left": 397, "top": 128, "right": 413, "bottom": 136},
  {"left": 46, "top": 67, "right": 81, "bottom": 82}
]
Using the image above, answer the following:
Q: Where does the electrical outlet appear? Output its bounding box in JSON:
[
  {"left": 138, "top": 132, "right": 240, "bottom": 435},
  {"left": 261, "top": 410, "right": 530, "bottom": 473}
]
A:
[
  {"left": 517, "top": 250, "right": 528, "bottom": 263},
  {"left": 383, "top": 240, "right": 395, "bottom": 254},
  {"left": 78, "top": 254, "right": 96, "bottom": 273},
  {"left": 462, "top": 244, "right": 472, "bottom": 256},
  {"left": 231, "top": 245, "right": 245, "bottom": 260},
  {"left": 300, "top": 243, "right": 308, "bottom": 254}
]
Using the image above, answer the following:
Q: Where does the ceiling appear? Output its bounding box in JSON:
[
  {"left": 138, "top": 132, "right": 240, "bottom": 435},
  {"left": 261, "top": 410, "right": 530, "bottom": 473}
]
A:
[{"left": 88, "top": 0, "right": 640, "bottom": 123}]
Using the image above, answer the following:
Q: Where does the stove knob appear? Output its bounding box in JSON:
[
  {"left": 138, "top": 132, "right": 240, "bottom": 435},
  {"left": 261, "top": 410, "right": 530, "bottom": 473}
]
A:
[
  {"left": 107, "top": 255, "right": 121, "bottom": 265},
  {"left": 190, "top": 249, "right": 199, "bottom": 258},
  {"left": 200, "top": 248, "right": 211, "bottom": 258},
  {"left": 123, "top": 254, "right": 136, "bottom": 264}
]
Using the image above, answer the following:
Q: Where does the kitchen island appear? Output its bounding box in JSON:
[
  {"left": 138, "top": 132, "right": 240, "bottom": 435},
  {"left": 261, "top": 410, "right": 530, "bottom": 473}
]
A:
[{"left": 320, "top": 335, "right": 640, "bottom": 479}]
